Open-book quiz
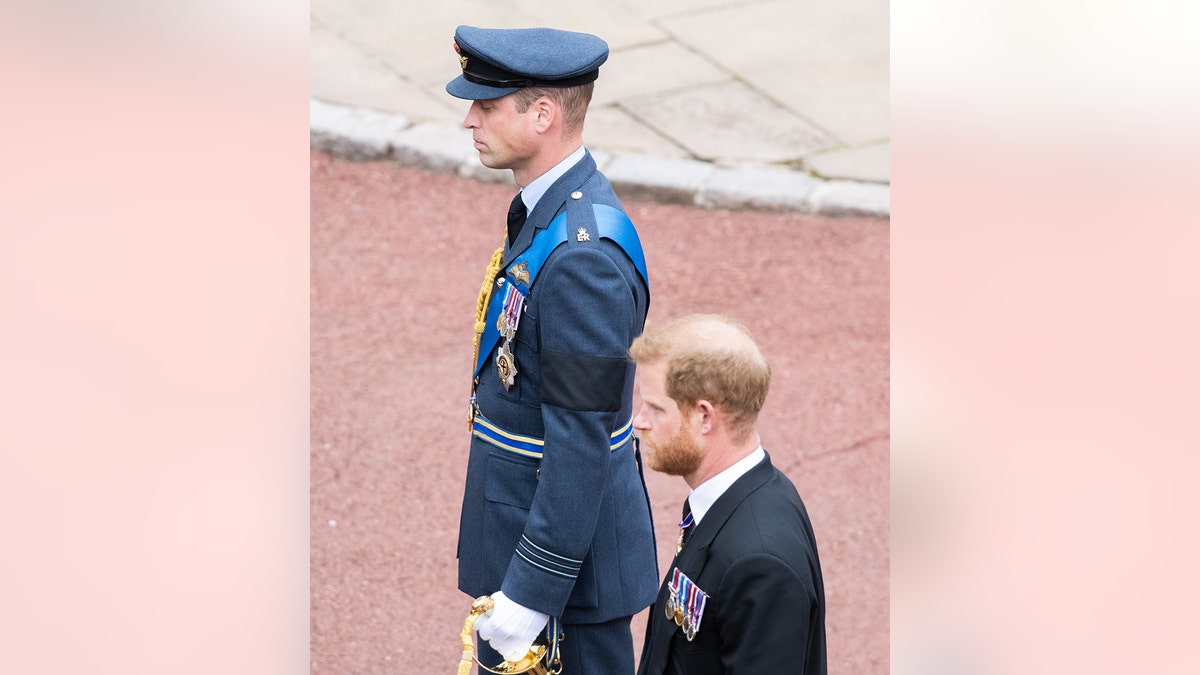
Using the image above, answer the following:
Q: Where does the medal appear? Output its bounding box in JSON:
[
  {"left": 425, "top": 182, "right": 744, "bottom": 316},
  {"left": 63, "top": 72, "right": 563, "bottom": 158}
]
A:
[
  {"left": 676, "top": 511, "right": 694, "bottom": 553},
  {"left": 496, "top": 340, "right": 517, "bottom": 390},
  {"left": 494, "top": 274, "right": 526, "bottom": 390},
  {"left": 666, "top": 568, "right": 708, "bottom": 640},
  {"left": 687, "top": 580, "right": 708, "bottom": 640},
  {"left": 666, "top": 569, "right": 681, "bottom": 620},
  {"left": 674, "top": 575, "right": 689, "bottom": 626}
]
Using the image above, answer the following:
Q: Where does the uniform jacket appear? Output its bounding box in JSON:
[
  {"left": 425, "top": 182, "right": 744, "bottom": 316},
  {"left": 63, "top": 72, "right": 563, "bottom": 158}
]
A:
[
  {"left": 457, "top": 150, "right": 660, "bottom": 624},
  {"left": 637, "top": 451, "right": 827, "bottom": 675}
]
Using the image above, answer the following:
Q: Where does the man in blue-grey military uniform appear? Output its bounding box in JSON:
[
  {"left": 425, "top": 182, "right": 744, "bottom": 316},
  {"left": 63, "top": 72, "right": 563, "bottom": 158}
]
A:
[{"left": 446, "top": 25, "right": 659, "bottom": 674}]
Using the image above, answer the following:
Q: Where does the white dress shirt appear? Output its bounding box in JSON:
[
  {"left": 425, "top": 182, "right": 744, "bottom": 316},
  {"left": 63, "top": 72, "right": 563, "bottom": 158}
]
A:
[{"left": 686, "top": 446, "right": 766, "bottom": 525}]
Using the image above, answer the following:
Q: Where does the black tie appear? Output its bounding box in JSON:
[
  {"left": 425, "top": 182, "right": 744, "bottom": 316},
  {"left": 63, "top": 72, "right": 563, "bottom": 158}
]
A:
[{"left": 507, "top": 192, "right": 527, "bottom": 245}]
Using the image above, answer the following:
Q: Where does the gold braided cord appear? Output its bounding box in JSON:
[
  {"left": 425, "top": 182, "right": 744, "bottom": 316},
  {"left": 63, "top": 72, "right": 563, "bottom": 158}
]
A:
[{"left": 471, "top": 244, "right": 505, "bottom": 373}]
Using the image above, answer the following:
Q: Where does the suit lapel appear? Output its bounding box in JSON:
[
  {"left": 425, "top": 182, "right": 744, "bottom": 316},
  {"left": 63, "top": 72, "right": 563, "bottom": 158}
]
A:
[{"left": 679, "top": 451, "right": 776, "bottom": 557}]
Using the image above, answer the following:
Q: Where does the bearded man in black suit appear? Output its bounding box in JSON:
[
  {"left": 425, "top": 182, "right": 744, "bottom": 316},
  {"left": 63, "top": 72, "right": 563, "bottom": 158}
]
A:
[{"left": 630, "top": 314, "right": 827, "bottom": 675}]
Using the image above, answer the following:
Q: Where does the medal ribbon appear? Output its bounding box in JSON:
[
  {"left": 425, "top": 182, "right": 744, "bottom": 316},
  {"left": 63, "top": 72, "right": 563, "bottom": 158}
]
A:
[
  {"left": 678, "top": 512, "right": 694, "bottom": 530},
  {"left": 694, "top": 588, "right": 707, "bottom": 633},
  {"left": 678, "top": 575, "right": 690, "bottom": 619},
  {"left": 501, "top": 283, "right": 524, "bottom": 334}
]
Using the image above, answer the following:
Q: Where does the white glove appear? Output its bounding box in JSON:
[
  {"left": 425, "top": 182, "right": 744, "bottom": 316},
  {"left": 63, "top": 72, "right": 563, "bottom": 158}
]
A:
[{"left": 475, "top": 591, "right": 550, "bottom": 662}]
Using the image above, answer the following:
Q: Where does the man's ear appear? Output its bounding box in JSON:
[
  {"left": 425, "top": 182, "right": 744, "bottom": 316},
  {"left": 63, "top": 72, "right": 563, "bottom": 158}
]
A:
[
  {"left": 695, "top": 400, "right": 717, "bottom": 435},
  {"left": 533, "top": 96, "right": 556, "bottom": 133}
]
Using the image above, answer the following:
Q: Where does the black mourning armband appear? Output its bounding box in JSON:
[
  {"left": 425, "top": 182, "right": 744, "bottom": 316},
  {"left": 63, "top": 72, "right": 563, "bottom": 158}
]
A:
[{"left": 540, "top": 349, "right": 627, "bottom": 412}]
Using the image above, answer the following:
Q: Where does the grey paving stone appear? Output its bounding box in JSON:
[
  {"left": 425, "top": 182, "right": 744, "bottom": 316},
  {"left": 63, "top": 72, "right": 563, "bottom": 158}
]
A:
[
  {"left": 623, "top": 81, "right": 835, "bottom": 163},
  {"left": 698, "top": 166, "right": 822, "bottom": 212},
  {"left": 628, "top": 0, "right": 736, "bottom": 20},
  {"left": 585, "top": 106, "right": 691, "bottom": 159},
  {"left": 661, "top": 0, "right": 889, "bottom": 145},
  {"left": 595, "top": 41, "right": 727, "bottom": 107},
  {"left": 805, "top": 180, "right": 891, "bottom": 218},
  {"left": 311, "top": 22, "right": 453, "bottom": 122},
  {"left": 806, "top": 142, "right": 890, "bottom": 184},
  {"left": 605, "top": 154, "right": 714, "bottom": 205},
  {"left": 310, "top": 99, "right": 411, "bottom": 161},
  {"left": 308, "top": 0, "right": 890, "bottom": 195}
]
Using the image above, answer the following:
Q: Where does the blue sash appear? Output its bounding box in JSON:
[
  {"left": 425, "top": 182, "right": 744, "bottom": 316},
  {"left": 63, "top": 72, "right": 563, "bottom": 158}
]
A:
[{"left": 474, "top": 204, "right": 648, "bottom": 379}]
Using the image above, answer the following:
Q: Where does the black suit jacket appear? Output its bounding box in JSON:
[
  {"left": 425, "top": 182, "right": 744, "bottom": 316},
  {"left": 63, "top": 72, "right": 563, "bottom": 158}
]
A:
[{"left": 637, "top": 451, "right": 827, "bottom": 675}]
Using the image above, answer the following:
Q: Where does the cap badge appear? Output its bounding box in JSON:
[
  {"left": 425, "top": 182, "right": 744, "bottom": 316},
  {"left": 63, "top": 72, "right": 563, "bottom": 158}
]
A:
[
  {"left": 576, "top": 228, "right": 591, "bottom": 242},
  {"left": 453, "top": 42, "right": 468, "bottom": 71}
]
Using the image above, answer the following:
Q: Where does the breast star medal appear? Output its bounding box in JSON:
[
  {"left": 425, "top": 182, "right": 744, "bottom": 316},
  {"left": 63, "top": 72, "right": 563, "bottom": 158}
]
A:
[{"left": 495, "top": 341, "right": 517, "bottom": 390}]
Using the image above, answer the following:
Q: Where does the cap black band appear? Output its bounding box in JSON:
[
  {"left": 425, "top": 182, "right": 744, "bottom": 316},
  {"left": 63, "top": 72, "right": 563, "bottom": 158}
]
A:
[
  {"left": 459, "top": 44, "right": 599, "bottom": 89},
  {"left": 462, "top": 69, "right": 537, "bottom": 88},
  {"left": 462, "top": 69, "right": 598, "bottom": 89}
]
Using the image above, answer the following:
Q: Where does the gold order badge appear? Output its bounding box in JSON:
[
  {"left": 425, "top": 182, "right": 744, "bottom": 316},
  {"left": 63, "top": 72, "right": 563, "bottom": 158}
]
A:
[{"left": 496, "top": 342, "right": 517, "bottom": 390}]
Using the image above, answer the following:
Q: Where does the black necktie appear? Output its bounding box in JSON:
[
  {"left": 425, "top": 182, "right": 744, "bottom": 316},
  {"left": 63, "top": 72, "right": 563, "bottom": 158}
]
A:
[{"left": 507, "top": 192, "right": 526, "bottom": 245}]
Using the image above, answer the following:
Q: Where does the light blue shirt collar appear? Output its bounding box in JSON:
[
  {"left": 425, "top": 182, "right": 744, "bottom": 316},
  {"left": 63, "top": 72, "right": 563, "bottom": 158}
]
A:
[
  {"left": 687, "top": 446, "right": 766, "bottom": 526},
  {"left": 517, "top": 145, "right": 586, "bottom": 214}
]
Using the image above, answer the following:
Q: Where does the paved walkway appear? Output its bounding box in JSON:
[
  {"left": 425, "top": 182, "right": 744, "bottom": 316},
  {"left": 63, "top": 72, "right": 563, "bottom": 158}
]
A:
[{"left": 310, "top": 0, "right": 890, "bottom": 217}]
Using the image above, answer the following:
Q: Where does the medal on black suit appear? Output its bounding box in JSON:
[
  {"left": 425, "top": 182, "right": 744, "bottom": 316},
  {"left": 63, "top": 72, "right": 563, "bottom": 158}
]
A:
[{"left": 666, "top": 568, "right": 708, "bottom": 641}]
